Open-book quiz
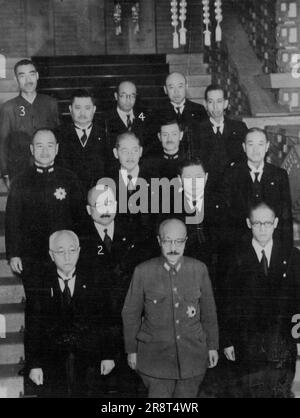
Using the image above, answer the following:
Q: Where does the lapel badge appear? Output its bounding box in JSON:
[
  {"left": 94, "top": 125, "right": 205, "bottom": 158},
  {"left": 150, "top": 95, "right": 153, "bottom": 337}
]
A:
[
  {"left": 82, "top": 285, "right": 86, "bottom": 289},
  {"left": 187, "top": 305, "right": 196, "bottom": 318},
  {"left": 271, "top": 182, "right": 275, "bottom": 186},
  {"left": 122, "top": 237, "right": 126, "bottom": 241},
  {"left": 283, "top": 260, "right": 287, "bottom": 265}
]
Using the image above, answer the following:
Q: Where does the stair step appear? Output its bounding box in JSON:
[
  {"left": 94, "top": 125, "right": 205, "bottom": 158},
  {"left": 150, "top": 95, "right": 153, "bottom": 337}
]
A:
[
  {"left": 0, "top": 236, "right": 5, "bottom": 254},
  {"left": 38, "top": 64, "right": 169, "bottom": 78},
  {"left": 0, "top": 260, "right": 13, "bottom": 278},
  {"left": 167, "top": 53, "right": 205, "bottom": 65},
  {"left": 187, "top": 74, "right": 212, "bottom": 87},
  {"left": 0, "top": 364, "right": 24, "bottom": 398},
  {"left": 0, "top": 332, "right": 24, "bottom": 364},
  {"left": 0, "top": 304, "right": 24, "bottom": 333},
  {"left": 0, "top": 276, "right": 25, "bottom": 305},
  {"left": 168, "top": 63, "right": 209, "bottom": 75},
  {"left": 39, "top": 85, "right": 165, "bottom": 99},
  {"left": 0, "top": 194, "right": 7, "bottom": 213},
  {"left": 187, "top": 86, "right": 207, "bottom": 99},
  {"left": 40, "top": 74, "right": 166, "bottom": 86},
  {"left": 32, "top": 54, "right": 166, "bottom": 66}
]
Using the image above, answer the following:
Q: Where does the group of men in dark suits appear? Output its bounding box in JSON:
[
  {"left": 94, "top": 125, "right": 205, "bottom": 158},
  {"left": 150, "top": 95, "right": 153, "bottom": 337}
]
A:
[{"left": 3, "top": 59, "right": 300, "bottom": 398}]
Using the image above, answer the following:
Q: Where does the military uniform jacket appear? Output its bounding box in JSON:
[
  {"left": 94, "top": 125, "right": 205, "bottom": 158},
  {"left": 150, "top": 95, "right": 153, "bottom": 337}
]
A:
[
  {"left": 25, "top": 268, "right": 116, "bottom": 371},
  {"left": 5, "top": 165, "right": 85, "bottom": 260},
  {"left": 56, "top": 122, "right": 107, "bottom": 193},
  {"left": 221, "top": 162, "right": 293, "bottom": 250},
  {"left": 122, "top": 256, "right": 219, "bottom": 379},
  {"left": 221, "top": 240, "right": 300, "bottom": 367},
  {"left": 0, "top": 94, "right": 59, "bottom": 177}
]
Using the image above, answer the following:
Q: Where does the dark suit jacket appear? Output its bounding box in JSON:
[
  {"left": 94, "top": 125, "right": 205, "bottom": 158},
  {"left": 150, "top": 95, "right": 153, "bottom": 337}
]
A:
[
  {"left": 25, "top": 268, "right": 116, "bottom": 372},
  {"left": 56, "top": 122, "right": 107, "bottom": 193},
  {"left": 104, "top": 107, "right": 152, "bottom": 162},
  {"left": 221, "top": 240, "right": 299, "bottom": 368},
  {"left": 194, "top": 117, "right": 248, "bottom": 193},
  {"left": 222, "top": 162, "right": 293, "bottom": 250}
]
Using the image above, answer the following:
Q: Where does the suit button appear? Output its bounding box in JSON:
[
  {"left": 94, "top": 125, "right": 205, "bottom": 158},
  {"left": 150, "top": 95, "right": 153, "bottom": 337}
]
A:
[
  {"left": 153, "top": 300, "right": 157, "bottom": 304},
  {"left": 283, "top": 273, "right": 287, "bottom": 278},
  {"left": 173, "top": 287, "right": 177, "bottom": 292},
  {"left": 176, "top": 320, "right": 179, "bottom": 324},
  {"left": 175, "top": 303, "right": 179, "bottom": 308},
  {"left": 177, "top": 335, "right": 180, "bottom": 340}
]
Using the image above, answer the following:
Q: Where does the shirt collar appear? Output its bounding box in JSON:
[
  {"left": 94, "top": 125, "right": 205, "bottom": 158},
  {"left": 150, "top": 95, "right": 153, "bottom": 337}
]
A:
[
  {"left": 57, "top": 268, "right": 76, "bottom": 281},
  {"left": 94, "top": 221, "right": 114, "bottom": 240},
  {"left": 210, "top": 116, "right": 224, "bottom": 128},
  {"left": 120, "top": 166, "right": 139, "bottom": 185},
  {"left": 171, "top": 99, "right": 186, "bottom": 110},
  {"left": 117, "top": 107, "right": 134, "bottom": 123},
  {"left": 163, "top": 260, "right": 182, "bottom": 273},
  {"left": 248, "top": 161, "right": 265, "bottom": 174},
  {"left": 163, "top": 151, "right": 179, "bottom": 160}
]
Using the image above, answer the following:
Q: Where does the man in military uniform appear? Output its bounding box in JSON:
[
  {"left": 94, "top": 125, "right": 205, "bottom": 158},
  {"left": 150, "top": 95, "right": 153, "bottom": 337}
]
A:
[
  {"left": 5, "top": 129, "right": 85, "bottom": 336},
  {"left": 122, "top": 218, "right": 219, "bottom": 398},
  {"left": 0, "top": 59, "right": 59, "bottom": 184}
]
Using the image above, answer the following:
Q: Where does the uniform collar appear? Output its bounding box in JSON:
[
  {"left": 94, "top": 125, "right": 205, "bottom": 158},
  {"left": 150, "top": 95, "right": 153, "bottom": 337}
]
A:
[
  {"left": 163, "top": 151, "right": 179, "bottom": 160},
  {"left": 35, "top": 164, "right": 55, "bottom": 174},
  {"left": 163, "top": 259, "right": 182, "bottom": 272}
]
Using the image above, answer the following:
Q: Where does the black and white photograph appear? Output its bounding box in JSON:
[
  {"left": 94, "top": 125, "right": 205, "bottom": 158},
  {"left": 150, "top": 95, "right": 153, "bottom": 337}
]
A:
[{"left": 0, "top": 0, "right": 300, "bottom": 401}]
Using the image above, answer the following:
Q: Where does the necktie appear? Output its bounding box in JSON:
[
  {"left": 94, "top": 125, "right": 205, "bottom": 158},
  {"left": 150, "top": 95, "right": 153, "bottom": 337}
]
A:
[
  {"left": 127, "top": 114, "right": 132, "bottom": 130},
  {"left": 127, "top": 174, "right": 135, "bottom": 192},
  {"left": 216, "top": 126, "right": 222, "bottom": 138},
  {"left": 80, "top": 129, "right": 88, "bottom": 147},
  {"left": 62, "top": 279, "right": 72, "bottom": 305},
  {"left": 260, "top": 249, "right": 268, "bottom": 277},
  {"left": 254, "top": 172, "right": 260, "bottom": 184},
  {"left": 103, "top": 228, "right": 112, "bottom": 252},
  {"left": 175, "top": 106, "right": 182, "bottom": 123}
]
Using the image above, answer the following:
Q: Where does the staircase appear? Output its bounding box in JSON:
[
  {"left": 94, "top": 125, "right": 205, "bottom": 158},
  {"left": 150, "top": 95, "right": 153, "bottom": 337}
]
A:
[{"left": 0, "top": 179, "right": 25, "bottom": 398}]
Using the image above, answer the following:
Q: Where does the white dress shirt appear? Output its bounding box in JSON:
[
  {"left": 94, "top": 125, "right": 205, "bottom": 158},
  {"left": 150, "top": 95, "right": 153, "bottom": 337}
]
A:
[
  {"left": 94, "top": 221, "right": 114, "bottom": 241},
  {"left": 252, "top": 239, "right": 273, "bottom": 266},
  {"left": 57, "top": 268, "right": 76, "bottom": 296},
  {"left": 120, "top": 166, "right": 140, "bottom": 187},
  {"left": 210, "top": 117, "right": 225, "bottom": 135},
  {"left": 74, "top": 124, "right": 93, "bottom": 147},
  {"left": 248, "top": 161, "right": 264, "bottom": 183},
  {"left": 117, "top": 108, "right": 135, "bottom": 128},
  {"left": 171, "top": 99, "right": 186, "bottom": 114}
]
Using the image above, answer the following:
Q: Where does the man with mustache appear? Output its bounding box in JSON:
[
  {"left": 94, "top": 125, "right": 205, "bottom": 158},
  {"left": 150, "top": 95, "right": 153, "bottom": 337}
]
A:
[
  {"left": 122, "top": 218, "right": 219, "bottom": 398},
  {"left": 56, "top": 89, "right": 107, "bottom": 193},
  {"left": 80, "top": 184, "right": 150, "bottom": 394},
  {"left": 0, "top": 59, "right": 59, "bottom": 186}
]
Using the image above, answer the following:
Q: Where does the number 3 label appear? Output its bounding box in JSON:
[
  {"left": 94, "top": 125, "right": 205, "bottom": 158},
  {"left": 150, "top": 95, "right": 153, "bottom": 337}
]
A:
[{"left": 19, "top": 106, "right": 26, "bottom": 117}]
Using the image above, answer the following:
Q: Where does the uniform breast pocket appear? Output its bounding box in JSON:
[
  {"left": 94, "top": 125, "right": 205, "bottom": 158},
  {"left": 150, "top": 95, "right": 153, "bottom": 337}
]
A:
[{"left": 144, "top": 293, "right": 167, "bottom": 322}]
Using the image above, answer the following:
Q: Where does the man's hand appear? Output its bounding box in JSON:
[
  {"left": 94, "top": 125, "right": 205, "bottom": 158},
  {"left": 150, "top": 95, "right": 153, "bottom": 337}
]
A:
[
  {"left": 127, "top": 353, "right": 137, "bottom": 370},
  {"left": 100, "top": 360, "right": 115, "bottom": 375},
  {"left": 208, "top": 350, "right": 219, "bottom": 368},
  {"left": 10, "top": 257, "right": 23, "bottom": 274},
  {"left": 29, "top": 368, "right": 43, "bottom": 386},
  {"left": 224, "top": 346, "right": 236, "bottom": 362}
]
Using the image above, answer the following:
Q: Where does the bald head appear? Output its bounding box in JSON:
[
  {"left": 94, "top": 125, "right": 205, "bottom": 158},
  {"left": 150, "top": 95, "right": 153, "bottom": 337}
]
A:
[
  {"left": 49, "top": 230, "right": 79, "bottom": 251},
  {"left": 164, "top": 72, "right": 187, "bottom": 105},
  {"left": 159, "top": 218, "right": 187, "bottom": 239}
]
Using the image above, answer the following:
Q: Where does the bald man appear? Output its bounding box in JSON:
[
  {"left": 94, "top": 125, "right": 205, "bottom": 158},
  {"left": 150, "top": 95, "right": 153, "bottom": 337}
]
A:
[
  {"left": 26, "top": 230, "right": 116, "bottom": 397},
  {"left": 152, "top": 72, "right": 208, "bottom": 158},
  {"left": 122, "top": 218, "right": 219, "bottom": 398},
  {"left": 104, "top": 80, "right": 152, "bottom": 163}
]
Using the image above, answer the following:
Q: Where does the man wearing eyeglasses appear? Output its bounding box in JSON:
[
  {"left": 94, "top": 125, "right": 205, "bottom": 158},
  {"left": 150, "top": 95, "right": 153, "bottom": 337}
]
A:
[
  {"left": 122, "top": 217, "right": 219, "bottom": 398},
  {"left": 104, "top": 80, "right": 151, "bottom": 164},
  {"left": 26, "top": 230, "right": 116, "bottom": 397},
  {"left": 221, "top": 202, "right": 299, "bottom": 398}
]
